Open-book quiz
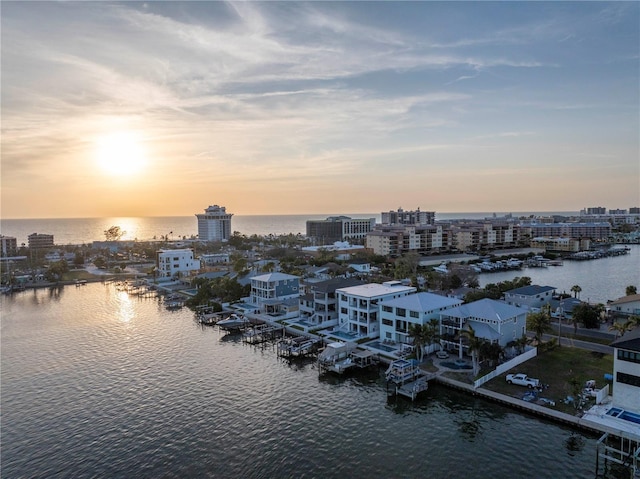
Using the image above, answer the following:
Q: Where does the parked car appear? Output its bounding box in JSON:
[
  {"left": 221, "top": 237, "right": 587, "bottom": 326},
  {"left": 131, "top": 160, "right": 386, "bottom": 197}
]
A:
[
  {"left": 436, "top": 350, "right": 449, "bottom": 359},
  {"left": 506, "top": 373, "right": 541, "bottom": 389}
]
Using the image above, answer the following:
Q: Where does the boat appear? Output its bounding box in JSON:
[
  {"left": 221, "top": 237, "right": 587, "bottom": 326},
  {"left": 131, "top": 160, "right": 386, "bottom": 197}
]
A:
[{"left": 217, "top": 314, "right": 250, "bottom": 332}]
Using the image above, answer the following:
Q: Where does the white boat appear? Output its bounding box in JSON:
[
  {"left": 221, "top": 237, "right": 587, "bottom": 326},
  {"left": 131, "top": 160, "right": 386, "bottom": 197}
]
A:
[{"left": 217, "top": 314, "right": 249, "bottom": 331}]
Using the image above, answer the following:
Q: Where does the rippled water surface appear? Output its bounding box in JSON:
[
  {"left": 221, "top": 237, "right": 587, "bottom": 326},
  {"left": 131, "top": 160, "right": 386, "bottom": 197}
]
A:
[{"left": 2, "top": 284, "right": 601, "bottom": 478}]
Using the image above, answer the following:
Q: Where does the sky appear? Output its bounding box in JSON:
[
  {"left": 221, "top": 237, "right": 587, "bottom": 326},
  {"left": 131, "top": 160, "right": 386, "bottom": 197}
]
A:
[{"left": 1, "top": 1, "right": 639, "bottom": 219}]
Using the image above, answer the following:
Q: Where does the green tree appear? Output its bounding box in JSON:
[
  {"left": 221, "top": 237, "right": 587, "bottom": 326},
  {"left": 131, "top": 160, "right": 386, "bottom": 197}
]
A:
[
  {"left": 609, "top": 321, "right": 631, "bottom": 338},
  {"left": 408, "top": 323, "right": 428, "bottom": 362},
  {"left": 570, "top": 284, "right": 582, "bottom": 299},
  {"left": 626, "top": 315, "right": 640, "bottom": 329},
  {"left": 104, "top": 226, "right": 125, "bottom": 241},
  {"left": 626, "top": 285, "right": 637, "bottom": 296},
  {"left": 572, "top": 303, "right": 600, "bottom": 329},
  {"left": 460, "top": 325, "right": 483, "bottom": 376},
  {"left": 527, "top": 310, "right": 552, "bottom": 344}
]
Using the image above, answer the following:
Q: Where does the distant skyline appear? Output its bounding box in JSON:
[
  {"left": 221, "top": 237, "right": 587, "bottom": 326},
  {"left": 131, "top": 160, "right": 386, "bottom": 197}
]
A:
[{"left": 2, "top": 1, "right": 639, "bottom": 219}]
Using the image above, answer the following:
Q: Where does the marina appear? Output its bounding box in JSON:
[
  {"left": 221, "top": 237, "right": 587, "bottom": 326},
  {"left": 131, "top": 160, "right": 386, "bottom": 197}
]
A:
[{"left": 0, "top": 281, "right": 634, "bottom": 478}]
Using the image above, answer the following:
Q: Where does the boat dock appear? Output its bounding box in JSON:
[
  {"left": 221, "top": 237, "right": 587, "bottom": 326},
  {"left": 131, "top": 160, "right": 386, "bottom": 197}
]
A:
[
  {"left": 385, "top": 359, "right": 433, "bottom": 400},
  {"left": 277, "top": 335, "right": 320, "bottom": 358},
  {"left": 242, "top": 323, "right": 285, "bottom": 345}
]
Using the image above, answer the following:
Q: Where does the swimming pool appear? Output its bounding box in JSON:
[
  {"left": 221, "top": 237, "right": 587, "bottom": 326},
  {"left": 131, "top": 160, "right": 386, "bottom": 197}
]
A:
[
  {"left": 330, "top": 330, "right": 359, "bottom": 341},
  {"left": 606, "top": 407, "right": 640, "bottom": 425},
  {"left": 366, "top": 340, "right": 396, "bottom": 353}
]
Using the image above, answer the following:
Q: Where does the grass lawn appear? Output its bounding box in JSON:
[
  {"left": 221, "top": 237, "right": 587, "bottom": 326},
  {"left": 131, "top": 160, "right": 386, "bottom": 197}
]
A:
[{"left": 482, "top": 345, "right": 614, "bottom": 415}]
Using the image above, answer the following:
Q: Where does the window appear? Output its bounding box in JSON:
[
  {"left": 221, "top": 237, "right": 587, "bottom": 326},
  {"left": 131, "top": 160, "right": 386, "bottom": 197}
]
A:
[
  {"left": 617, "top": 372, "right": 640, "bottom": 388},
  {"left": 617, "top": 350, "right": 640, "bottom": 364}
]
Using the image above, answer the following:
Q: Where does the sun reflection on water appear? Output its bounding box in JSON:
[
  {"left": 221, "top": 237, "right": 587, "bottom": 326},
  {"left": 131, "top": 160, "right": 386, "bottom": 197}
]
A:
[{"left": 115, "top": 290, "right": 135, "bottom": 324}]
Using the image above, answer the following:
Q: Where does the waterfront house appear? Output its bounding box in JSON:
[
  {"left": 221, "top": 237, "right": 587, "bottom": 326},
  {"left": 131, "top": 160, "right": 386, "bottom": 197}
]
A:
[
  {"left": 336, "top": 281, "right": 416, "bottom": 339},
  {"left": 503, "top": 285, "right": 556, "bottom": 311},
  {"left": 156, "top": 248, "right": 201, "bottom": 280},
  {"left": 609, "top": 294, "right": 640, "bottom": 318},
  {"left": 440, "top": 298, "right": 528, "bottom": 355},
  {"left": 379, "top": 292, "right": 462, "bottom": 350},
  {"left": 610, "top": 327, "right": 640, "bottom": 411},
  {"left": 299, "top": 277, "right": 365, "bottom": 329},
  {"left": 250, "top": 272, "right": 300, "bottom": 307}
]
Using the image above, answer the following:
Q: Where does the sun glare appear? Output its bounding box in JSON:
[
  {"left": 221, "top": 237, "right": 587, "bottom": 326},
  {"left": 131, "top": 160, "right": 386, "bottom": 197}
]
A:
[{"left": 95, "top": 131, "right": 148, "bottom": 176}]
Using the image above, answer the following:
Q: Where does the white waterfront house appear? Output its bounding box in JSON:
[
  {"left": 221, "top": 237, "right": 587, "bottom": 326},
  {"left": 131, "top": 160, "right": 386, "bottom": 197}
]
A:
[
  {"left": 336, "top": 281, "right": 416, "bottom": 339},
  {"left": 196, "top": 205, "right": 233, "bottom": 242},
  {"left": 609, "top": 294, "right": 640, "bottom": 318},
  {"left": 156, "top": 249, "right": 201, "bottom": 279},
  {"left": 379, "top": 292, "right": 462, "bottom": 347},
  {"left": 610, "top": 328, "right": 640, "bottom": 412},
  {"left": 440, "top": 298, "right": 528, "bottom": 356}
]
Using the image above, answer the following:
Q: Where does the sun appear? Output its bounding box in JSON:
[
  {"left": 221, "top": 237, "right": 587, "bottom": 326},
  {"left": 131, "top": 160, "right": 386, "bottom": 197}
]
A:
[{"left": 95, "top": 131, "right": 148, "bottom": 176}]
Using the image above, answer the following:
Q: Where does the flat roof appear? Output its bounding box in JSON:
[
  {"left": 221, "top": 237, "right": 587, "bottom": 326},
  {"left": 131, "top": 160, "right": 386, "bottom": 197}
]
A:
[{"left": 336, "top": 282, "right": 416, "bottom": 298}]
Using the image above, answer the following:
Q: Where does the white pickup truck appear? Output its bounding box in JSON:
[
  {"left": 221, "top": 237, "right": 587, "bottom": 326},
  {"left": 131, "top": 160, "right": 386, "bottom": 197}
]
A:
[{"left": 506, "top": 373, "right": 540, "bottom": 389}]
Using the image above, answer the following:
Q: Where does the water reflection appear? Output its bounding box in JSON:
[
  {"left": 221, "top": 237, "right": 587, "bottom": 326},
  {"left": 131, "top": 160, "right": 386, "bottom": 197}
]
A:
[{"left": 115, "top": 290, "right": 134, "bottom": 324}]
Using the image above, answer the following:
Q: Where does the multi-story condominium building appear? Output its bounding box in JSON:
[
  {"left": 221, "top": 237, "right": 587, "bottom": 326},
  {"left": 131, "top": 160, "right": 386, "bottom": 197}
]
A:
[
  {"left": 584, "top": 206, "right": 607, "bottom": 215},
  {"left": 381, "top": 208, "right": 435, "bottom": 226},
  {"left": 306, "top": 216, "right": 375, "bottom": 245},
  {"left": 503, "top": 285, "right": 556, "bottom": 311},
  {"left": 196, "top": 205, "right": 233, "bottom": 242},
  {"left": 446, "top": 221, "right": 517, "bottom": 252},
  {"left": 1, "top": 235, "right": 18, "bottom": 256},
  {"left": 336, "top": 281, "right": 416, "bottom": 339},
  {"left": 379, "top": 292, "right": 462, "bottom": 345},
  {"left": 299, "top": 277, "right": 365, "bottom": 329},
  {"left": 440, "top": 298, "right": 528, "bottom": 354},
  {"left": 366, "top": 224, "right": 444, "bottom": 256},
  {"left": 27, "top": 233, "right": 54, "bottom": 250},
  {"left": 156, "top": 249, "right": 201, "bottom": 279},
  {"left": 250, "top": 272, "right": 300, "bottom": 306},
  {"left": 523, "top": 222, "right": 612, "bottom": 241},
  {"left": 610, "top": 328, "right": 640, "bottom": 411},
  {"left": 530, "top": 237, "right": 581, "bottom": 253}
]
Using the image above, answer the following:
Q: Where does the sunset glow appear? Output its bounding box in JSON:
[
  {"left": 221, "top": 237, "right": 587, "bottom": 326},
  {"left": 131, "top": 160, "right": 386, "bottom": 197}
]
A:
[
  {"left": 1, "top": 2, "right": 638, "bottom": 218},
  {"left": 95, "top": 131, "right": 148, "bottom": 177}
]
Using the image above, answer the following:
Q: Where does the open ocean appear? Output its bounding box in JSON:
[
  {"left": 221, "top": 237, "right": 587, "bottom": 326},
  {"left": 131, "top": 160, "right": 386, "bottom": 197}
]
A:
[{"left": 0, "top": 211, "right": 580, "bottom": 245}]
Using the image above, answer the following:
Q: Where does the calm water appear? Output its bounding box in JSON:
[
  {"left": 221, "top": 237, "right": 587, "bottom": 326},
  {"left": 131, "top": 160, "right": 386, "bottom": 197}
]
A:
[
  {"left": 2, "top": 283, "right": 599, "bottom": 478},
  {"left": 0, "top": 211, "right": 579, "bottom": 245},
  {"left": 478, "top": 244, "right": 640, "bottom": 305}
]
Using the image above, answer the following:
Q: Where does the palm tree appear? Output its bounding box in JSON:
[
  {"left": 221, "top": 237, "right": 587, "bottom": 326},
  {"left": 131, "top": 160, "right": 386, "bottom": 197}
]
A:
[
  {"left": 527, "top": 310, "right": 552, "bottom": 345},
  {"left": 570, "top": 285, "right": 582, "bottom": 299},
  {"left": 609, "top": 321, "right": 631, "bottom": 338},
  {"left": 460, "top": 325, "right": 483, "bottom": 376},
  {"left": 408, "top": 323, "right": 427, "bottom": 362},
  {"left": 626, "top": 315, "right": 640, "bottom": 329}
]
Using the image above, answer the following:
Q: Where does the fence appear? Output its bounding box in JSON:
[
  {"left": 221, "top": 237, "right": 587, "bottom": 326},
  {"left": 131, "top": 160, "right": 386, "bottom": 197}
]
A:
[{"left": 473, "top": 346, "right": 538, "bottom": 389}]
